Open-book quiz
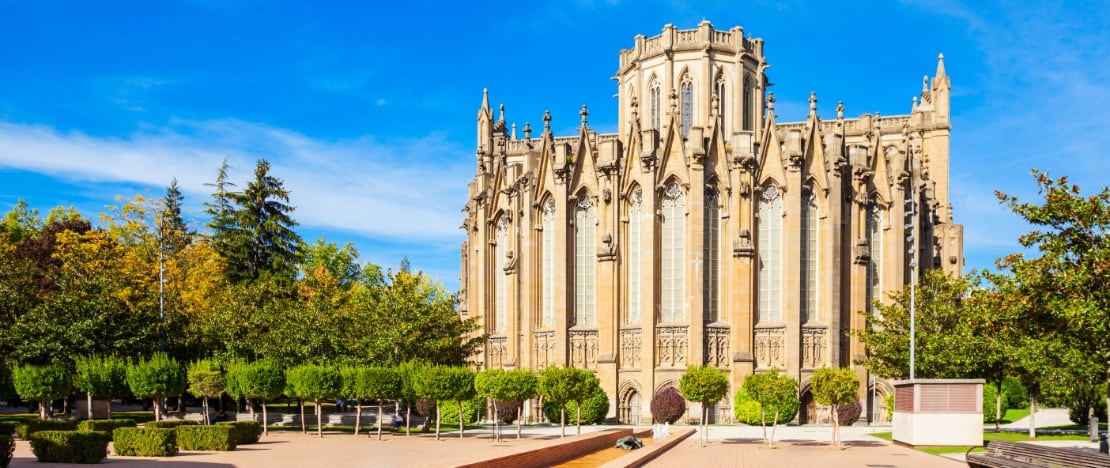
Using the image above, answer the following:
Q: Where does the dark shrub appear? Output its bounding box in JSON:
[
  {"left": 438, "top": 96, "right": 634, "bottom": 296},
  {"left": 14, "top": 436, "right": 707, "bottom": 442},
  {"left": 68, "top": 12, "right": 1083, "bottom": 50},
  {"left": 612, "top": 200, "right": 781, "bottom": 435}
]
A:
[
  {"left": 1, "top": 435, "right": 13, "bottom": 468},
  {"left": 494, "top": 400, "right": 522, "bottom": 424},
  {"left": 1067, "top": 383, "right": 1107, "bottom": 426},
  {"left": 77, "top": 419, "right": 138, "bottom": 439},
  {"left": 0, "top": 423, "right": 14, "bottom": 437},
  {"left": 15, "top": 419, "right": 79, "bottom": 440},
  {"left": 112, "top": 428, "right": 177, "bottom": 457},
  {"left": 29, "top": 430, "right": 109, "bottom": 464},
  {"left": 543, "top": 386, "right": 609, "bottom": 425},
  {"left": 837, "top": 400, "right": 862, "bottom": 426},
  {"left": 651, "top": 387, "right": 686, "bottom": 424},
  {"left": 175, "top": 425, "right": 236, "bottom": 451},
  {"left": 145, "top": 420, "right": 199, "bottom": 429},
  {"left": 415, "top": 399, "right": 436, "bottom": 417},
  {"left": 216, "top": 421, "right": 262, "bottom": 445}
]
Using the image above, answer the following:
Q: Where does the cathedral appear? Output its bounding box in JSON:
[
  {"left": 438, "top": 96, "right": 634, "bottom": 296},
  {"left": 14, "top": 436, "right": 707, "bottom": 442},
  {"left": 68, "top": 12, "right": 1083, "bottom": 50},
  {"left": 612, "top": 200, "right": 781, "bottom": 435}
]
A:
[{"left": 460, "top": 21, "right": 963, "bottom": 424}]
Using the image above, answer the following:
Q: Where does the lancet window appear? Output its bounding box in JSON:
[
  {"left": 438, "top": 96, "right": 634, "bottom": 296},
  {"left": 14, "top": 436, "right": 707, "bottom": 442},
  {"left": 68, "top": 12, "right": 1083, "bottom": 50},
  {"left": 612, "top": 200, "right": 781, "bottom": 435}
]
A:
[
  {"left": 574, "top": 195, "right": 596, "bottom": 326},
  {"left": 758, "top": 185, "right": 783, "bottom": 322},
  {"left": 660, "top": 183, "right": 686, "bottom": 322},
  {"left": 541, "top": 200, "right": 555, "bottom": 327},
  {"left": 627, "top": 190, "right": 643, "bottom": 324},
  {"left": 704, "top": 187, "right": 721, "bottom": 323},
  {"left": 494, "top": 217, "right": 509, "bottom": 334},
  {"left": 800, "top": 187, "right": 818, "bottom": 322},
  {"left": 680, "top": 75, "right": 693, "bottom": 137}
]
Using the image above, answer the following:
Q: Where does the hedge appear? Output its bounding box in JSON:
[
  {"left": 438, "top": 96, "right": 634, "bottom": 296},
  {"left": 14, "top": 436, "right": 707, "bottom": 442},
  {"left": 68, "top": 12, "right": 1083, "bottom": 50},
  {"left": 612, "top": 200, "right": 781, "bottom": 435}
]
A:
[
  {"left": 15, "top": 419, "right": 79, "bottom": 440},
  {"left": 175, "top": 425, "right": 237, "bottom": 451},
  {"left": 77, "top": 418, "right": 138, "bottom": 439},
  {"left": 29, "top": 430, "right": 110, "bottom": 464},
  {"left": 216, "top": 421, "right": 262, "bottom": 445},
  {"left": 1, "top": 435, "right": 12, "bottom": 468},
  {"left": 144, "top": 420, "right": 199, "bottom": 429},
  {"left": 112, "top": 427, "right": 178, "bottom": 457}
]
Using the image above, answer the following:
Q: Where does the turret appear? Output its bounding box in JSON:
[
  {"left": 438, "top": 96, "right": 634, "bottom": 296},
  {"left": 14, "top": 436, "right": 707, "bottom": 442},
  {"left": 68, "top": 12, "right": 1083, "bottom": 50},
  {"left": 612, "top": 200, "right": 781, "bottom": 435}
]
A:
[
  {"left": 477, "top": 89, "right": 494, "bottom": 160},
  {"left": 932, "top": 54, "right": 950, "bottom": 129}
]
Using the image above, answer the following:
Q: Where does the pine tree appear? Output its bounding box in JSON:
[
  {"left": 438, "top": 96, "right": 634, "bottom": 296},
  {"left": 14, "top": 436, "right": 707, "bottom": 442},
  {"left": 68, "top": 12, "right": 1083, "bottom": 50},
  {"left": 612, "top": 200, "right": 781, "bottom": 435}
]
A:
[
  {"left": 204, "top": 158, "right": 239, "bottom": 267},
  {"left": 229, "top": 159, "right": 303, "bottom": 282},
  {"left": 160, "top": 178, "right": 192, "bottom": 255}
]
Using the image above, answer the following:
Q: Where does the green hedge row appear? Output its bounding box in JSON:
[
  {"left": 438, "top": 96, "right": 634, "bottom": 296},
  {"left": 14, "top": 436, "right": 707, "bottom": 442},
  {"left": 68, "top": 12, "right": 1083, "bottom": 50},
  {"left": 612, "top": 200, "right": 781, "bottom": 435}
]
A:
[
  {"left": 29, "top": 430, "right": 109, "bottom": 464},
  {"left": 77, "top": 419, "right": 138, "bottom": 439},
  {"left": 1, "top": 435, "right": 13, "bottom": 468},
  {"left": 144, "top": 420, "right": 199, "bottom": 429},
  {"left": 15, "top": 420, "right": 79, "bottom": 440},
  {"left": 176, "top": 425, "right": 236, "bottom": 451},
  {"left": 113, "top": 428, "right": 178, "bottom": 457},
  {"left": 216, "top": 421, "right": 262, "bottom": 445}
]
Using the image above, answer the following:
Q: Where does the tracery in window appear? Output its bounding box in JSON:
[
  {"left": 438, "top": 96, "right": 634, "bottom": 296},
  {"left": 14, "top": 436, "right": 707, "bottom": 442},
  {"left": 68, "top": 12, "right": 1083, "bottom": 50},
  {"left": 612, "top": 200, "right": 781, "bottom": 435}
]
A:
[
  {"left": 494, "top": 216, "right": 509, "bottom": 334},
  {"left": 541, "top": 200, "right": 556, "bottom": 327},
  {"left": 800, "top": 187, "right": 818, "bottom": 323},
  {"left": 650, "top": 78, "right": 661, "bottom": 132},
  {"left": 703, "top": 187, "right": 720, "bottom": 323},
  {"left": 680, "top": 75, "right": 694, "bottom": 138},
  {"left": 574, "top": 195, "right": 596, "bottom": 326},
  {"left": 757, "top": 185, "right": 783, "bottom": 322},
  {"left": 661, "top": 183, "right": 686, "bottom": 322},
  {"left": 627, "top": 190, "right": 643, "bottom": 324}
]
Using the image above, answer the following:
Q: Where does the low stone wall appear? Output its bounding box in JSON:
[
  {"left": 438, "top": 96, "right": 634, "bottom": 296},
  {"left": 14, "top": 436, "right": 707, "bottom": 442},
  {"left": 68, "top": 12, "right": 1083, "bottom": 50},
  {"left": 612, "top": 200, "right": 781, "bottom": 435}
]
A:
[
  {"left": 457, "top": 428, "right": 632, "bottom": 468},
  {"left": 600, "top": 428, "right": 695, "bottom": 468}
]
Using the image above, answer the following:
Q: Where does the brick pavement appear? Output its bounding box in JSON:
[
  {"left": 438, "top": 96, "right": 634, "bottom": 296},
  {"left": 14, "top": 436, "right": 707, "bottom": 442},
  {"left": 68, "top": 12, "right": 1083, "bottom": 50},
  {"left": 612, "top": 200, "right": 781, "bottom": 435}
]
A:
[{"left": 646, "top": 437, "right": 962, "bottom": 468}]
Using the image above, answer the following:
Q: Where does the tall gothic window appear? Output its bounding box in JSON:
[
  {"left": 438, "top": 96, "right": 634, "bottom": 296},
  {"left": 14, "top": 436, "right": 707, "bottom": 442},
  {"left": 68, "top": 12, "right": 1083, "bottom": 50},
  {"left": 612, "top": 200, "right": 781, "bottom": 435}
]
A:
[
  {"left": 758, "top": 186, "right": 783, "bottom": 322},
  {"left": 650, "top": 78, "right": 661, "bottom": 132},
  {"left": 866, "top": 202, "right": 883, "bottom": 314},
  {"left": 680, "top": 75, "right": 693, "bottom": 138},
  {"left": 627, "top": 190, "right": 643, "bottom": 324},
  {"left": 494, "top": 217, "right": 509, "bottom": 334},
  {"left": 574, "top": 195, "right": 596, "bottom": 326},
  {"left": 703, "top": 187, "right": 720, "bottom": 323},
  {"left": 715, "top": 74, "right": 727, "bottom": 133},
  {"left": 800, "top": 188, "right": 818, "bottom": 322},
  {"left": 742, "top": 75, "right": 754, "bottom": 131},
  {"left": 541, "top": 200, "right": 555, "bottom": 327},
  {"left": 661, "top": 183, "right": 686, "bottom": 322}
]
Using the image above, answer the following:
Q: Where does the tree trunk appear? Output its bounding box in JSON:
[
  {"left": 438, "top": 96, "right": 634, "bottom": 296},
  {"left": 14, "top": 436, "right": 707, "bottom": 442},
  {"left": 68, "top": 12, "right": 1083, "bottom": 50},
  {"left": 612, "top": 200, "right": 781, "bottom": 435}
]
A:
[
  {"left": 354, "top": 400, "right": 362, "bottom": 436},
  {"left": 107, "top": 397, "right": 113, "bottom": 419},
  {"left": 1028, "top": 396, "right": 1036, "bottom": 439},
  {"left": 153, "top": 398, "right": 161, "bottom": 422},
  {"left": 203, "top": 396, "right": 210, "bottom": 425},
  {"left": 560, "top": 405, "right": 566, "bottom": 438},
  {"left": 576, "top": 404, "right": 582, "bottom": 435},
  {"left": 435, "top": 404, "right": 442, "bottom": 440},
  {"left": 38, "top": 399, "right": 47, "bottom": 420},
  {"left": 516, "top": 406, "right": 523, "bottom": 440},
  {"left": 299, "top": 399, "right": 306, "bottom": 434},
  {"left": 760, "top": 410, "right": 768, "bottom": 446},
  {"left": 248, "top": 397, "right": 255, "bottom": 416},
  {"left": 701, "top": 405, "right": 708, "bottom": 446},
  {"left": 262, "top": 399, "right": 269, "bottom": 436},
  {"left": 87, "top": 393, "right": 94, "bottom": 421},
  {"left": 405, "top": 403, "right": 412, "bottom": 437},
  {"left": 316, "top": 398, "right": 324, "bottom": 438},
  {"left": 770, "top": 409, "right": 780, "bottom": 449},
  {"left": 458, "top": 401, "right": 464, "bottom": 439},
  {"left": 377, "top": 400, "right": 384, "bottom": 441},
  {"left": 996, "top": 385, "right": 1003, "bottom": 431},
  {"left": 491, "top": 399, "right": 499, "bottom": 442},
  {"left": 832, "top": 404, "right": 840, "bottom": 447}
]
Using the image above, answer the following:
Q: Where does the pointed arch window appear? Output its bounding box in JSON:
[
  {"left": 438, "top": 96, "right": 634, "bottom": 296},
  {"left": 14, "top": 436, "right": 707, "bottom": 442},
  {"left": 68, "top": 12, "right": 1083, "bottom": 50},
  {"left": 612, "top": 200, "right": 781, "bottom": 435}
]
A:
[
  {"left": 715, "top": 74, "right": 727, "bottom": 133},
  {"left": 661, "top": 183, "right": 686, "bottom": 322},
  {"left": 650, "top": 79, "right": 662, "bottom": 132},
  {"left": 800, "top": 187, "right": 819, "bottom": 323},
  {"left": 627, "top": 190, "right": 643, "bottom": 324},
  {"left": 704, "top": 186, "right": 721, "bottom": 323},
  {"left": 742, "top": 74, "right": 754, "bottom": 131},
  {"left": 758, "top": 185, "right": 783, "bottom": 322},
  {"left": 680, "top": 75, "right": 694, "bottom": 138},
  {"left": 866, "top": 202, "right": 883, "bottom": 314},
  {"left": 541, "top": 200, "right": 556, "bottom": 327},
  {"left": 574, "top": 195, "right": 596, "bottom": 327},
  {"left": 494, "top": 217, "right": 509, "bottom": 334}
]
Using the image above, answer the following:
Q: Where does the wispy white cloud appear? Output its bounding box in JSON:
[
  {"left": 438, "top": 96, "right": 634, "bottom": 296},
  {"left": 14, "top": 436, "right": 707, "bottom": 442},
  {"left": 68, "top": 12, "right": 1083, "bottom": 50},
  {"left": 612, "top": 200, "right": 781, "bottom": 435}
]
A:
[{"left": 0, "top": 119, "right": 473, "bottom": 243}]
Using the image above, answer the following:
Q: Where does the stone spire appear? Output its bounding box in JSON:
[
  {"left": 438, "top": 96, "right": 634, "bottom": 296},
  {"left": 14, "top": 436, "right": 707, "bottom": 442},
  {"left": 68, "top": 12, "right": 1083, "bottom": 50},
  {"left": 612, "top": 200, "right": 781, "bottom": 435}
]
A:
[
  {"left": 936, "top": 53, "right": 946, "bottom": 78},
  {"left": 808, "top": 91, "right": 817, "bottom": 115}
]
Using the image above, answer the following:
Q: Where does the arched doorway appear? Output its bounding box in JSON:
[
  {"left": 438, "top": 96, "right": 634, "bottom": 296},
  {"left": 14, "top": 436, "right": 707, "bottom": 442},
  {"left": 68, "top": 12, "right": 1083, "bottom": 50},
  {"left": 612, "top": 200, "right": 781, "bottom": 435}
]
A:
[{"left": 618, "top": 387, "right": 641, "bottom": 424}]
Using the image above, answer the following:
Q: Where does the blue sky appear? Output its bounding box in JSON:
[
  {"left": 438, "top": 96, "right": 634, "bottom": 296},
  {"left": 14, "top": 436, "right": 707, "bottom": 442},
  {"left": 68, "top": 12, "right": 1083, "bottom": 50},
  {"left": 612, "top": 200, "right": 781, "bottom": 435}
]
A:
[{"left": 0, "top": 0, "right": 1107, "bottom": 290}]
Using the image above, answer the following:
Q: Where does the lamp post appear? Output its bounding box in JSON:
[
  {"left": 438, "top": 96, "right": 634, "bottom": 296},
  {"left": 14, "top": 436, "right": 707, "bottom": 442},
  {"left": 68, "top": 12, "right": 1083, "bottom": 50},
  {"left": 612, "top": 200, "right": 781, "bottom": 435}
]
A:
[{"left": 906, "top": 134, "right": 921, "bottom": 381}]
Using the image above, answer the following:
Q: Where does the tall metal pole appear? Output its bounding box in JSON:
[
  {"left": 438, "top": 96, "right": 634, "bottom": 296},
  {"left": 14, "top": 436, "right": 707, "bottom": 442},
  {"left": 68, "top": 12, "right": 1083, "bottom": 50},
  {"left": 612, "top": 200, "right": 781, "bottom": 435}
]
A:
[{"left": 158, "top": 216, "right": 166, "bottom": 353}]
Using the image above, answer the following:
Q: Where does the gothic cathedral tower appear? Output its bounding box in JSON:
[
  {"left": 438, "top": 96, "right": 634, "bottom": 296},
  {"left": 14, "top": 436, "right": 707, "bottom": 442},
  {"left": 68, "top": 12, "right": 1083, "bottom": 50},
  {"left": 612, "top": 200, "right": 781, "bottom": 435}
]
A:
[{"left": 460, "top": 21, "right": 963, "bottom": 425}]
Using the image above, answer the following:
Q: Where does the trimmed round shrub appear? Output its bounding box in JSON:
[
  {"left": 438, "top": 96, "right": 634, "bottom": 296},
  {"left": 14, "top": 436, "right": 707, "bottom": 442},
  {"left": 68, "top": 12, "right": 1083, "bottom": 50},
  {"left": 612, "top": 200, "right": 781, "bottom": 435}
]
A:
[
  {"left": 438, "top": 396, "right": 486, "bottom": 425},
  {"left": 216, "top": 421, "right": 262, "bottom": 445},
  {"left": 15, "top": 420, "right": 79, "bottom": 440},
  {"left": 650, "top": 387, "right": 686, "bottom": 424},
  {"left": 494, "top": 400, "right": 522, "bottom": 424},
  {"left": 836, "top": 399, "right": 862, "bottom": 426},
  {"left": 543, "top": 386, "right": 609, "bottom": 425},
  {"left": 733, "top": 388, "right": 797, "bottom": 425},
  {"left": 1, "top": 434, "right": 13, "bottom": 468},
  {"left": 77, "top": 419, "right": 138, "bottom": 439},
  {"left": 984, "top": 384, "right": 1011, "bottom": 423},
  {"left": 175, "top": 425, "right": 236, "bottom": 451},
  {"left": 112, "top": 428, "right": 178, "bottom": 457},
  {"left": 29, "top": 430, "right": 109, "bottom": 464},
  {"left": 145, "top": 420, "right": 199, "bottom": 429}
]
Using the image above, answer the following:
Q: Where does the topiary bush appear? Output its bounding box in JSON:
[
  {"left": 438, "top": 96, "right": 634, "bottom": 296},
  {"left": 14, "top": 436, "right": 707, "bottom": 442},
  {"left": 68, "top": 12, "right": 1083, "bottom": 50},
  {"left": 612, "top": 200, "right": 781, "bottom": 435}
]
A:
[
  {"left": 29, "top": 430, "right": 109, "bottom": 464},
  {"left": 1, "top": 434, "right": 13, "bottom": 468},
  {"left": 984, "top": 384, "right": 1011, "bottom": 423},
  {"left": 216, "top": 421, "right": 262, "bottom": 445},
  {"left": 437, "top": 396, "right": 486, "bottom": 425},
  {"left": 494, "top": 400, "right": 522, "bottom": 424},
  {"left": 836, "top": 399, "right": 862, "bottom": 426},
  {"left": 650, "top": 387, "right": 686, "bottom": 424},
  {"left": 77, "top": 418, "right": 138, "bottom": 439},
  {"left": 175, "top": 425, "right": 236, "bottom": 451},
  {"left": 145, "top": 420, "right": 199, "bottom": 429},
  {"left": 733, "top": 388, "right": 797, "bottom": 425},
  {"left": 112, "top": 428, "right": 177, "bottom": 457},
  {"left": 15, "top": 419, "right": 79, "bottom": 440},
  {"left": 543, "top": 386, "right": 609, "bottom": 425}
]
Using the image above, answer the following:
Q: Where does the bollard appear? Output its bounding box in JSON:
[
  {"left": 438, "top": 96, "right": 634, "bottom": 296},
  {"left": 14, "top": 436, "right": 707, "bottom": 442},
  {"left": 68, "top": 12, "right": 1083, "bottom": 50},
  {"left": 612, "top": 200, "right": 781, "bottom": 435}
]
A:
[{"left": 1100, "top": 432, "right": 1108, "bottom": 454}]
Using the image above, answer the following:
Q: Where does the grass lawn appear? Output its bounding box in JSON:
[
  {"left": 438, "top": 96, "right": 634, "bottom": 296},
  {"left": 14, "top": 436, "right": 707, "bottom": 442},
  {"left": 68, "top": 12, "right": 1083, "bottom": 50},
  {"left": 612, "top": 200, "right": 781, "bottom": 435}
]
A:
[
  {"left": 870, "top": 430, "right": 1091, "bottom": 455},
  {"left": 1000, "top": 407, "right": 1030, "bottom": 423}
]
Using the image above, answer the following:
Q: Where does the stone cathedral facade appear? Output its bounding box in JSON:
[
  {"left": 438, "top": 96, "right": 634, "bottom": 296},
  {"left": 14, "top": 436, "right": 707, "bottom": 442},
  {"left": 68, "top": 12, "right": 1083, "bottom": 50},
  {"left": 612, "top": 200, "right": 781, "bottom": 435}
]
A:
[{"left": 460, "top": 22, "right": 963, "bottom": 424}]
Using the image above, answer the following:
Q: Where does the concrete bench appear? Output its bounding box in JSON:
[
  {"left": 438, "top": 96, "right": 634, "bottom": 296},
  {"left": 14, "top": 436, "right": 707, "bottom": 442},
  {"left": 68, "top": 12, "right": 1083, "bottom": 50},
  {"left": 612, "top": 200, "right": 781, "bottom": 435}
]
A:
[{"left": 966, "top": 440, "right": 1110, "bottom": 468}]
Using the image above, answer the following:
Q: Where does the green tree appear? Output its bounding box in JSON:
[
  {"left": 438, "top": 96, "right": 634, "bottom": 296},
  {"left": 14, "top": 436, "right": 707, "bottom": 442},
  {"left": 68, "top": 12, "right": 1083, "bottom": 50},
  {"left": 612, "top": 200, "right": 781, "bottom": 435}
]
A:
[
  {"left": 159, "top": 178, "right": 193, "bottom": 256},
  {"left": 742, "top": 369, "right": 798, "bottom": 448},
  {"left": 73, "top": 355, "right": 129, "bottom": 420},
  {"left": 126, "top": 353, "right": 186, "bottom": 421},
  {"left": 12, "top": 364, "right": 70, "bottom": 419},
  {"left": 187, "top": 359, "right": 225, "bottom": 425},
  {"left": 810, "top": 367, "right": 860, "bottom": 447},
  {"left": 500, "top": 370, "right": 538, "bottom": 439},
  {"left": 445, "top": 367, "right": 476, "bottom": 439},
  {"left": 233, "top": 360, "right": 285, "bottom": 436},
  {"left": 679, "top": 365, "right": 729, "bottom": 446},
  {"left": 412, "top": 365, "right": 456, "bottom": 440},
  {"left": 396, "top": 361, "right": 426, "bottom": 436},
  {"left": 537, "top": 366, "right": 597, "bottom": 437},
  {"left": 204, "top": 158, "right": 239, "bottom": 277},
  {"left": 285, "top": 364, "right": 339, "bottom": 438},
  {"left": 227, "top": 159, "right": 304, "bottom": 283},
  {"left": 355, "top": 367, "right": 402, "bottom": 440}
]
